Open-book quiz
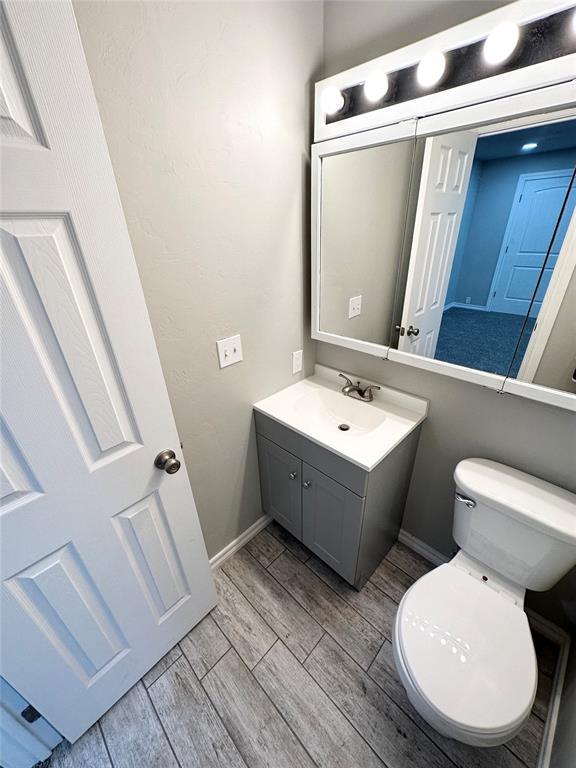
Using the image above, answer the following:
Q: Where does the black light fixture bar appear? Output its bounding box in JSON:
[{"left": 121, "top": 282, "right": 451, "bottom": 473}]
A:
[{"left": 327, "top": 7, "right": 576, "bottom": 125}]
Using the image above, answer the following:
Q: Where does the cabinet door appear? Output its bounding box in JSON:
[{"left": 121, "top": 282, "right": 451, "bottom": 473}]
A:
[
  {"left": 257, "top": 436, "right": 302, "bottom": 539},
  {"left": 302, "top": 464, "right": 364, "bottom": 584}
]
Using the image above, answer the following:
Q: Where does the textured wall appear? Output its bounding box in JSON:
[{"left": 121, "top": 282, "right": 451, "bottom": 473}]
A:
[
  {"left": 320, "top": 0, "right": 576, "bottom": 634},
  {"left": 75, "top": 0, "right": 323, "bottom": 557}
]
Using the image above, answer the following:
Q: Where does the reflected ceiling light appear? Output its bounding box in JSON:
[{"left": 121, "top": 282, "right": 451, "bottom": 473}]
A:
[
  {"left": 483, "top": 21, "right": 520, "bottom": 65},
  {"left": 363, "top": 71, "right": 389, "bottom": 102},
  {"left": 522, "top": 142, "right": 538, "bottom": 151},
  {"left": 417, "top": 51, "right": 446, "bottom": 88},
  {"left": 320, "top": 86, "right": 344, "bottom": 116}
]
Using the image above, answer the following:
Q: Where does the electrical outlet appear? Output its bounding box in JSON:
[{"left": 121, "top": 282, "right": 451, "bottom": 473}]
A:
[
  {"left": 292, "top": 349, "right": 303, "bottom": 374},
  {"left": 348, "top": 295, "right": 362, "bottom": 318},
  {"left": 216, "top": 334, "right": 243, "bottom": 368}
]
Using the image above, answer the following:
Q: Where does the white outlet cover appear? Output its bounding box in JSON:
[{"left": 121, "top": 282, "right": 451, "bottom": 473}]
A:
[
  {"left": 348, "top": 295, "right": 362, "bottom": 318},
  {"left": 216, "top": 334, "right": 243, "bottom": 368},
  {"left": 292, "top": 349, "right": 303, "bottom": 374}
]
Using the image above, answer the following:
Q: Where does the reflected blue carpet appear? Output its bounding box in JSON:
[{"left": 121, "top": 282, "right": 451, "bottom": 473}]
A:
[{"left": 435, "top": 307, "right": 536, "bottom": 377}]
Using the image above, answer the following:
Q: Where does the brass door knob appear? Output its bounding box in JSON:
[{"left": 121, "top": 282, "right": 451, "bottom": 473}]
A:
[{"left": 154, "top": 449, "right": 181, "bottom": 474}]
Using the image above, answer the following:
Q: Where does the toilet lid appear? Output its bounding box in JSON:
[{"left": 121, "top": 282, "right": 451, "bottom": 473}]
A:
[{"left": 396, "top": 564, "right": 537, "bottom": 735}]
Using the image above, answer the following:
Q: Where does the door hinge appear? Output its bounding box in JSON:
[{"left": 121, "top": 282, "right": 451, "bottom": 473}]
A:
[
  {"left": 493, "top": 291, "right": 496, "bottom": 297},
  {"left": 505, "top": 245, "right": 509, "bottom": 253},
  {"left": 21, "top": 705, "right": 41, "bottom": 723},
  {"left": 519, "top": 194, "right": 523, "bottom": 202}
]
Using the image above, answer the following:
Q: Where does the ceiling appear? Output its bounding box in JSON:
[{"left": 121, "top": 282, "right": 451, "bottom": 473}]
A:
[{"left": 476, "top": 118, "right": 576, "bottom": 161}]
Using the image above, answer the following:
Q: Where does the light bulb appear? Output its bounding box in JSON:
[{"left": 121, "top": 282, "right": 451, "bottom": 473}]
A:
[
  {"left": 522, "top": 142, "right": 538, "bottom": 151},
  {"left": 483, "top": 21, "right": 520, "bottom": 65},
  {"left": 320, "top": 87, "right": 344, "bottom": 116},
  {"left": 363, "top": 71, "right": 389, "bottom": 103},
  {"left": 417, "top": 51, "right": 446, "bottom": 89}
]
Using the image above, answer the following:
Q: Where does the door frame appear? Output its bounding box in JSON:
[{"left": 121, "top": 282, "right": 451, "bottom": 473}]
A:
[
  {"left": 516, "top": 203, "right": 576, "bottom": 382},
  {"left": 486, "top": 168, "right": 575, "bottom": 313}
]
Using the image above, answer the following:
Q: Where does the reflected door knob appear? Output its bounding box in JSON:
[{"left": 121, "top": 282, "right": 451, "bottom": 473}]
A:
[
  {"left": 407, "top": 325, "right": 420, "bottom": 337},
  {"left": 303, "top": 481, "right": 312, "bottom": 489},
  {"left": 154, "top": 449, "right": 181, "bottom": 474},
  {"left": 289, "top": 472, "right": 297, "bottom": 480}
]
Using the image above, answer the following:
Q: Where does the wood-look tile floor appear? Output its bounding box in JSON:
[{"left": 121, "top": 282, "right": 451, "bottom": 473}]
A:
[{"left": 50, "top": 523, "right": 558, "bottom": 768}]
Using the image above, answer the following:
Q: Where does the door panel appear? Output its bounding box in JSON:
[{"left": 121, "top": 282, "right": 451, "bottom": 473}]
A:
[
  {"left": 257, "top": 436, "right": 302, "bottom": 539},
  {"left": 399, "top": 131, "right": 477, "bottom": 357},
  {"left": 301, "top": 464, "right": 364, "bottom": 585},
  {"left": 490, "top": 173, "right": 576, "bottom": 316},
  {"left": 0, "top": 0, "right": 215, "bottom": 742}
]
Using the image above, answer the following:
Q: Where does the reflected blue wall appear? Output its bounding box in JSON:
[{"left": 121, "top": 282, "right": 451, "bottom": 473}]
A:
[{"left": 447, "top": 147, "right": 576, "bottom": 308}]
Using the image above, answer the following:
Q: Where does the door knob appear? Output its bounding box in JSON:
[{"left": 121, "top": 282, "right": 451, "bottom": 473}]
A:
[
  {"left": 406, "top": 325, "right": 420, "bottom": 337},
  {"left": 154, "top": 449, "right": 181, "bottom": 474},
  {"left": 289, "top": 472, "right": 297, "bottom": 480},
  {"left": 303, "top": 481, "right": 312, "bottom": 489}
]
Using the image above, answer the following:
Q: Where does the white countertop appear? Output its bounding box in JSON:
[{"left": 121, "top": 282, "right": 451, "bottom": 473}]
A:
[{"left": 254, "top": 365, "right": 428, "bottom": 471}]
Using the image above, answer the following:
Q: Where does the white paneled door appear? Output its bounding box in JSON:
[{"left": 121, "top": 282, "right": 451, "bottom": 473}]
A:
[
  {"left": 399, "top": 131, "right": 477, "bottom": 358},
  {"left": 0, "top": 0, "right": 215, "bottom": 742}
]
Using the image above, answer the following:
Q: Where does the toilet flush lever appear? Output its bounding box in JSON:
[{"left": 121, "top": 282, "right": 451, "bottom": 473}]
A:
[{"left": 455, "top": 492, "right": 476, "bottom": 508}]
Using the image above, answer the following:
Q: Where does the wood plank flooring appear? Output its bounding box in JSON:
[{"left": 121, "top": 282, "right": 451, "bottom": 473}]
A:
[{"left": 50, "top": 529, "right": 558, "bottom": 768}]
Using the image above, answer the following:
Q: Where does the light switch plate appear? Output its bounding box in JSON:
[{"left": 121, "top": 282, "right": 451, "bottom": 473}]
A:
[
  {"left": 292, "top": 349, "right": 303, "bottom": 374},
  {"left": 216, "top": 334, "right": 243, "bottom": 368},
  {"left": 348, "top": 295, "right": 362, "bottom": 318}
]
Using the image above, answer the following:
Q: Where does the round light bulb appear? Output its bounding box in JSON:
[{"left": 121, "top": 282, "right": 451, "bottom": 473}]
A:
[
  {"left": 363, "top": 71, "right": 389, "bottom": 103},
  {"left": 416, "top": 51, "right": 446, "bottom": 89},
  {"left": 320, "top": 86, "right": 344, "bottom": 116},
  {"left": 483, "top": 21, "right": 520, "bottom": 65}
]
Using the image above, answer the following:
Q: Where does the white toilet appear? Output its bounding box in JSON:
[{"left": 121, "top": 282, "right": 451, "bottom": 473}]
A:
[{"left": 393, "top": 458, "right": 576, "bottom": 747}]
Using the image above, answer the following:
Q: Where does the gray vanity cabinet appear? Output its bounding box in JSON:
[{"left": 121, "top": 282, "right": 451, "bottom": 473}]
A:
[
  {"left": 255, "top": 410, "right": 420, "bottom": 589},
  {"left": 301, "top": 465, "right": 364, "bottom": 584},
  {"left": 257, "top": 436, "right": 302, "bottom": 539}
]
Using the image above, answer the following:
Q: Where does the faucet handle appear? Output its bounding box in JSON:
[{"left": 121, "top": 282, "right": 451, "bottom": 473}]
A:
[
  {"left": 338, "top": 373, "right": 354, "bottom": 387},
  {"left": 361, "top": 384, "right": 381, "bottom": 401}
]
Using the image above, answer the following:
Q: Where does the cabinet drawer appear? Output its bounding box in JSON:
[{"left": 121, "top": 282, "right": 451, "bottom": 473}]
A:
[
  {"left": 302, "top": 463, "right": 364, "bottom": 585},
  {"left": 254, "top": 411, "right": 368, "bottom": 496},
  {"left": 256, "top": 435, "right": 302, "bottom": 539}
]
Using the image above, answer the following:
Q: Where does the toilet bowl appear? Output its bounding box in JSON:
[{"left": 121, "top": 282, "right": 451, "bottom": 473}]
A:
[{"left": 393, "top": 458, "right": 576, "bottom": 747}]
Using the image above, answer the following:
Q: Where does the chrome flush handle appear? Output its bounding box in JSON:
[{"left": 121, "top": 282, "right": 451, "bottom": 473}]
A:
[{"left": 455, "top": 492, "right": 476, "bottom": 508}]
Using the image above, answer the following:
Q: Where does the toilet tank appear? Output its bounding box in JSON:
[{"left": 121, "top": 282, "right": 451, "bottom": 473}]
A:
[{"left": 452, "top": 459, "right": 576, "bottom": 591}]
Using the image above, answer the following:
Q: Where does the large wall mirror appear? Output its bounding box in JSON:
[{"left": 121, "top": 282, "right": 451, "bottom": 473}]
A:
[{"left": 312, "top": 104, "right": 576, "bottom": 410}]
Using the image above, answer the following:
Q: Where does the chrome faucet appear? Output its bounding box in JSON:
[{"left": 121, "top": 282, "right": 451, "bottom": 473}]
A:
[{"left": 338, "top": 373, "right": 381, "bottom": 402}]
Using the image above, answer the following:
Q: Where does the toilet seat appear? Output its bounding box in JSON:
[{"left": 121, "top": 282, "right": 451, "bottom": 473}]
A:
[{"left": 394, "top": 563, "right": 537, "bottom": 745}]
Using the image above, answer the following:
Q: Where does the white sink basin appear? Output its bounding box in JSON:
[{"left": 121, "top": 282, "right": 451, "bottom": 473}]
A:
[{"left": 254, "top": 365, "right": 428, "bottom": 471}]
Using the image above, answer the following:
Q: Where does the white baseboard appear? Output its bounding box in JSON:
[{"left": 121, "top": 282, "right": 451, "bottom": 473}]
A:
[
  {"left": 444, "top": 301, "right": 489, "bottom": 312},
  {"left": 209, "top": 514, "right": 271, "bottom": 570},
  {"left": 398, "top": 528, "right": 451, "bottom": 566},
  {"left": 398, "top": 529, "right": 570, "bottom": 768}
]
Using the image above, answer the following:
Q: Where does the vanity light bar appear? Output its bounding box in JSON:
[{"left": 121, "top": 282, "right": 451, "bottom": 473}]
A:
[{"left": 321, "top": 6, "right": 576, "bottom": 123}]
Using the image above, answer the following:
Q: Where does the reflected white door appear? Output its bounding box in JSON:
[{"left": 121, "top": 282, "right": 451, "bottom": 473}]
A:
[
  {"left": 488, "top": 170, "right": 576, "bottom": 316},
  {"left": 0, "top": 0, "right": 215, "bottom": 742},
  {"left": 399, "top": 131, "right": 477, "bottom": 357}
]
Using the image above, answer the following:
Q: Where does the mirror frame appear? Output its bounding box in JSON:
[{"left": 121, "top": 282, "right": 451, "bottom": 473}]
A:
[
  {"left": 311, "top": 119, "right": 417, "bottom": 358},
  {"left": 312, "top": 3, "right": 576, "bottom": 411}
]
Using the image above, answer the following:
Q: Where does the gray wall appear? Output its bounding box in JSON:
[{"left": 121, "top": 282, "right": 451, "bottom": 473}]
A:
[
  {"left": 320, "top": 140, "right": 414, "bottom": 344},
  {"left": 75, "top": 1, "right": 323, "bottom": 558},
  {"left": 320, "top": 0, "right": 576, "bottom": 634}
]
